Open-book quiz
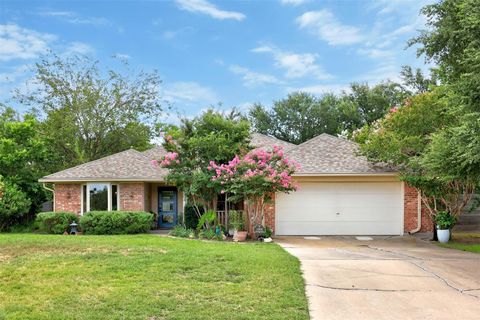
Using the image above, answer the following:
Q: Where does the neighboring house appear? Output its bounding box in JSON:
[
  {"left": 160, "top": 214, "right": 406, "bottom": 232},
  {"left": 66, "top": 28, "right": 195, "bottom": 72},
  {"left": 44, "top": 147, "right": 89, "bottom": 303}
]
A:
[{"left": 38, "top": 133, "right": 432, "bottom": 235}]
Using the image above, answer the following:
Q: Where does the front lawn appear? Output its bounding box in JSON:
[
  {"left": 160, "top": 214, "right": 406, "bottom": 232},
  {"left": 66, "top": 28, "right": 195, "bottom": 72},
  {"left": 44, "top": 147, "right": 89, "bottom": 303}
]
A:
[
  {"left": 439, "top": 233, "right": 480, "bottom": 253},
  {"left": 0, "top": 234, "right": 309, "bottom": 320}
]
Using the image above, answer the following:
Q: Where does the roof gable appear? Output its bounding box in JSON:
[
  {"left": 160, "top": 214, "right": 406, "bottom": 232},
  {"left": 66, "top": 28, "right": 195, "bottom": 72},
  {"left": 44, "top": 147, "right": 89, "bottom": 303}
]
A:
[
  {"left": 250, "top": 132, "right": 296, "bottom": 151},
  {"left": 286, "top": 133, "right": 393, "bottom": 175},
  {"left": 39, "top": 149, "right": 168, "bottom": 182}
]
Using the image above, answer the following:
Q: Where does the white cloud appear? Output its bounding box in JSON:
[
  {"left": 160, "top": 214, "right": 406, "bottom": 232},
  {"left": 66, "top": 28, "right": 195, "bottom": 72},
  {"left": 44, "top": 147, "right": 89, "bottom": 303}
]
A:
[
  {"left": 296, "top": 10, "right": 364, "bottom": 45},
  {"left": 252, "top": 45, "right": 332, "bottom": 80},
  {"left": 114, "top": 53, "right": 131, "bottom": 60},
  {"left": 0, "top": 64, "right": 30, "bottom": 83},
  {"left": 162, "top": 26, "right": 194, "bottom": 40},
  {"left": 163, "top": 81, "right": 219, "bottom": 105},
  {"left": 287, "top": 83, "right": 349, "bottom": 95},
  {"left": 0, "top": 24, "right": 56, "bottom": 61},
  {"left": 65, "top": 42, "right": 95, "bottom": 55},
  {"left": 229, "top": 65, "right": 281, "bottom": 87},
  {"left": 280, "top": 0, "right": 309, "bottom": 6},
  {"left": 175, "top": 0, "right": 245, "bottom": 21},
  {"left": 39, "top": 11, "right": 111, "bottom": 26}
]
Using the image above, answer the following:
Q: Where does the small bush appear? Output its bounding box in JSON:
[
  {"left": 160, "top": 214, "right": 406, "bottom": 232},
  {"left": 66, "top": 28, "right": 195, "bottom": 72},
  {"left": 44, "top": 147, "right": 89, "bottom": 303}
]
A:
[
  {"left": 198, "top": 228, "right": 222, "bottom": 240},
  {"left": 80, "top": 211, "right": 153, "bottom": 235},
  {"left": 434, "top": 211, "right": 457, "bottom": 229},
  {"left": 35, "top": 212, "right": 78, "bottom": 234},
  {"left": 184, "top": 204, "right": 200, "bottom": 230},
  {"left": 0, "top": 182, "right": 31, "bottom": 232},
  {"left": 169, "top": 225, "right": 194, "bottom": 238}
]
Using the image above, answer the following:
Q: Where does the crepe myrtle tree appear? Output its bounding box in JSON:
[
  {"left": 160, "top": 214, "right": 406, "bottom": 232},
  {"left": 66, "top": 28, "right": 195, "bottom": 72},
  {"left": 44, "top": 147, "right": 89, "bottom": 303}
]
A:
[
  {"left": 354, "top": 91, "right": 475, "bottom": 234},
  {"left": 152, "top": 110, "right": 251, "bottom": 220},
  {"left": 210, "top": 146, "right": 299, "bottom": 236}
]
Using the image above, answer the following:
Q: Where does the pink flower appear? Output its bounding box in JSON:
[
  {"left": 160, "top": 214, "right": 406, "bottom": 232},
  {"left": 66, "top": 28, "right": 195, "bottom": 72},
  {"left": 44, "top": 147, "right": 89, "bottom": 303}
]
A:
[
  {"left": 390, "top": 106, "right": 399, "bottom": 113},
  {"left": 150, "top": 159, "right": 158, "bottom": 167}
]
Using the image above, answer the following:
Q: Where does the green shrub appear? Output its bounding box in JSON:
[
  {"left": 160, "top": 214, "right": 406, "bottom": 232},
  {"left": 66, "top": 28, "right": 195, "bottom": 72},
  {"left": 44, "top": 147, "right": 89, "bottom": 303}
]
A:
[
  {"left": 197, "top": 210, "right": 217, "bottom": 230},
  {"left": 169, "top": 225, "right": 194, "bottom": 238},
  {"left": 184, "top": 204, "right": 200, "bottom": 230},
  {"left": 434, "top": 211, "right": 457, "bottom": 229},
  {"left": 0, "top": 182, "right": 31, "bottom": 231},
  {"left": 80, "top": 211, "right": 153, "bottom": 235},
  {"left": 35, "top": 212, "right": 78, "bottom": 234},
  {"left": 198, "top": 228, "right": 223, "bottom": 240},
  {"left": 228, "top": 210, "right": 245, "bottom": 231}
]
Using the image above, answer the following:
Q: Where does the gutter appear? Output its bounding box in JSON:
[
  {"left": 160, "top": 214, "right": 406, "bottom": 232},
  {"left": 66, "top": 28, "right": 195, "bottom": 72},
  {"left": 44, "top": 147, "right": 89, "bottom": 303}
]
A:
[
  {"left": 42, "top": 183, "right": 55, "bottom": 212},
  {"left": 409, "top": 190, "right": 422, "bottom": 234},
  {"left": 292, "top": 172, "right": 398, "bottom": 177}
]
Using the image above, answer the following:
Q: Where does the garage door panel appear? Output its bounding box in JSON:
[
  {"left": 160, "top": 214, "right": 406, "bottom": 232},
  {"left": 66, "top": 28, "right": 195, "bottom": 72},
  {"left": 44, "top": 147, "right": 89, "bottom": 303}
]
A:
[
  {"left": 277, "top": 221, "right": 402, "bottom": 236},
  {"left": 297, "top": 182, "right": 401, "bottom": 194},
  {"left": 275, "top": 181, "right": 403, "bottom": 235},
  {"left": 277, "top": 207, "right": 402, "bottom": 222}
]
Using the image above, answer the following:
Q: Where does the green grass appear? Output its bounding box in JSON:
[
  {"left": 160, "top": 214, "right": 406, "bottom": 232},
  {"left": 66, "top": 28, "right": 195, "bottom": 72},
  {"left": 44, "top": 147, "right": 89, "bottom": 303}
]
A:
[
  {"left": 439, "top": 242, "right": 480, "bottom": 253},
  {"left": 439, "top": 233, "right": 480, "bottom": 253},
  {"left": 0, "top": 234, "right": 309, "bottom": 320}
]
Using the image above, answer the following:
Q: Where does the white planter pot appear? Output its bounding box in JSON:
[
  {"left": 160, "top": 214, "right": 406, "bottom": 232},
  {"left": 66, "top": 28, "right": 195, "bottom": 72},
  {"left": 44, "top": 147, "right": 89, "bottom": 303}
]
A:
[{"left": 437, "top": 228, "right": 450, "bottom": 243}]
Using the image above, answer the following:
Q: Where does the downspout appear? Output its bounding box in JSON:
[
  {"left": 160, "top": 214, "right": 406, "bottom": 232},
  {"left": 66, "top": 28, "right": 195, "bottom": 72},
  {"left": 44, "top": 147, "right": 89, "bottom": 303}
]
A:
[
  {"left": 409, "top": 190, "right": 422, "bottom": 234},
  {"left": 42, "top": 183, "right": 55, "bottom": 212}
]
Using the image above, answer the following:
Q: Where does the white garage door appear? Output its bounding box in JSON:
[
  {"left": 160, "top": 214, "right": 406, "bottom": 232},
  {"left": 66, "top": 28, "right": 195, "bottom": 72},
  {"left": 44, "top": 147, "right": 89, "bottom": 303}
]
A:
[{"left": 276, "top": 181, "right": 403, "bottom": 235}]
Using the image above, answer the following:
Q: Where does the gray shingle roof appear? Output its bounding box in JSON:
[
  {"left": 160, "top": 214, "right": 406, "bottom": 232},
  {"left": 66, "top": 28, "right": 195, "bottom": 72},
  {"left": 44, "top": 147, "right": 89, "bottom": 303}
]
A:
[
  {"left": 141, "top": 145, "right": 168, "bottom": 160},
  {"left": 39, "top": 133, "right": 393, "bottom": 182},
  {"left": 286, "top": 133, "right": 394, "bottom": 175},
  {"left": 250, "top": 132, "right": 297, "bottom": 151},
  {"left": 39, "top": 149, "right": 169, "bottom": 182}
]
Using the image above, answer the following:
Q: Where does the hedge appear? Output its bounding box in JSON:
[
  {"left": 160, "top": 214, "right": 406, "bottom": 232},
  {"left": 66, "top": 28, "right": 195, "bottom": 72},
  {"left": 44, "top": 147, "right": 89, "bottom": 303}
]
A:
[
  {"left": 35, "top": 212, "right": 78, "bottom": 234},
  {"left": 80, "top": 211, "right": 153, "bottom": 235}
]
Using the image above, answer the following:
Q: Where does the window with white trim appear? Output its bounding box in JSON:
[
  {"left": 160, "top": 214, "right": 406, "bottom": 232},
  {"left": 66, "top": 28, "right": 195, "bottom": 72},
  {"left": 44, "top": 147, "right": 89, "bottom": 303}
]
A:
[{"left": 81, "top": 183, "right": 119, "bottom": 214}]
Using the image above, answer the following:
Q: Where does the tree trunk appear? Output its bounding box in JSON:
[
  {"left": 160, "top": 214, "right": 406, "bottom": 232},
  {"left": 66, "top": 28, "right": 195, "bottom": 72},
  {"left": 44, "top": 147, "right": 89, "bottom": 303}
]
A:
[{"left": 432, "top": 222, "right": 438, "bottom": 241}]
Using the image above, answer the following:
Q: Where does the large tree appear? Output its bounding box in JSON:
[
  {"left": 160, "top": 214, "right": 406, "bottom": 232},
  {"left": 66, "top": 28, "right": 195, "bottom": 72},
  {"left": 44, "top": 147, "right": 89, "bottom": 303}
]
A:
[
  {"left": 249, "top": 82, "right": 409, "bottom": 144},
  {"left": 0, "top": 105, "right": 49, "bottom": 218},
  {"left": 408, "top": 0, "right": 480, "bottom": 183},
  {"left": 354, "top": 90, "right": 475, "bottom": 221},
  {"left": 15, "top": 54, "right": 162, "bottom": 170},
  {"left": 158, "top": 109, "right": 251, "bottom": 218}
]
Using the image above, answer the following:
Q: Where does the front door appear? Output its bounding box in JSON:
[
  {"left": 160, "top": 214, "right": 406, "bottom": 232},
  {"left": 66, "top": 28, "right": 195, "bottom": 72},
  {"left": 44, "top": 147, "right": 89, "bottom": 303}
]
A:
[{"left": 158, "top": 187, "right": 177, "bottom": 228}]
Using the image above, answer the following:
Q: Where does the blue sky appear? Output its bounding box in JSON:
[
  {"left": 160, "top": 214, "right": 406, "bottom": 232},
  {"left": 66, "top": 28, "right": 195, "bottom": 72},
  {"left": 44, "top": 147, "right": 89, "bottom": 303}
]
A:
[{"left": 1, "top": 0, "right": 434, "bottom": 120}]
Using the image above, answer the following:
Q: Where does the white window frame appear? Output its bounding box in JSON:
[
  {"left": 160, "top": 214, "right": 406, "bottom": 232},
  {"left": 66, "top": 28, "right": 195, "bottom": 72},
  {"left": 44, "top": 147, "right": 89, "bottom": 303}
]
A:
[{"left": 81, "top": 182, "right": 120, "bottom": 215}]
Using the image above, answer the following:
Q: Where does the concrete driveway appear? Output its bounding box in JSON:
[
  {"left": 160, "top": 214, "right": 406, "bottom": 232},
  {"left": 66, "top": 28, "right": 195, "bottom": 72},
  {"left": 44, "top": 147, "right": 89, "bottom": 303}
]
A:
[{"left": 276, "top": 236, "right": 480, "bottom": 320}]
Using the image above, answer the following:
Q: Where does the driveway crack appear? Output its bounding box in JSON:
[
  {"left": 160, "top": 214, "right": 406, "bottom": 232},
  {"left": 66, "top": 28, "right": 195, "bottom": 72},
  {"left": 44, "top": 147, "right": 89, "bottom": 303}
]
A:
[
  {"left": 408, "top": 260, "right": 480, "bottom": 299},
  {"left": 306, "top": 283, "right": 431, "bottom": 292},
  {"left": 366, "top": 244, "right": 479, "bottom": 300}
]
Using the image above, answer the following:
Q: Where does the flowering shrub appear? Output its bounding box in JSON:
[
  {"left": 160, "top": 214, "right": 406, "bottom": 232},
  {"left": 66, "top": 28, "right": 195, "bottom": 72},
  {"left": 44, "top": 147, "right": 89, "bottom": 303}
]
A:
[{"left": 210, "top": 146, "right": 299, "bottom": 235}]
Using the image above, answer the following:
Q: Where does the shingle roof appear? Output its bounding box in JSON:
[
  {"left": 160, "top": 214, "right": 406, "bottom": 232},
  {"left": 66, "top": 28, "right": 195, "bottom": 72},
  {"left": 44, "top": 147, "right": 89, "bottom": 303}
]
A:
[
  {"left": 39, "top": 149, "right": 169, "bottom": 182},
  {"left": 39, "top": 133, "right": 393, "bottom": 182},
  {"left": 141, "top": 145, "right": 168, "bottom": 160},
  {"left": 250, "top": 132, "right": 296, "bottom": 151},
  {"left": 286, "top": 133, "right": 394, "bottom": 175}
]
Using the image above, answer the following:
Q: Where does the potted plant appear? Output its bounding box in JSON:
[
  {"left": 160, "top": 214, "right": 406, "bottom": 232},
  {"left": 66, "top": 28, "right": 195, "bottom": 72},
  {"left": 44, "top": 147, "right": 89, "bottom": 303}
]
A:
[
  {"left": 434, "top": 211, "right": 456, "bottom": 243},
  {"left": 229, "top": 210, "right": 247, "bottom": 242}
]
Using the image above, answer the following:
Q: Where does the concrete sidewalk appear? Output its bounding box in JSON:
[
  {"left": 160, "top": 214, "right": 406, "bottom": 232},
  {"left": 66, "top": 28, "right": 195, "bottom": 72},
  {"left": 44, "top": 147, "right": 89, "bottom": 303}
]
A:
[{"left": 276, "top": 236, "right": 480, "bottom": 320}]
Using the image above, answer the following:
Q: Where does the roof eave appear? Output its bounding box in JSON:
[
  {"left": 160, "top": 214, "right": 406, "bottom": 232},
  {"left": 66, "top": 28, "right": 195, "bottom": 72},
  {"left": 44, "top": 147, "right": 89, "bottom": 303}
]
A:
[
  {"left": 38, "top": 177, "right": 167, "bottom": 183},
  {"left": 292, "top": 172, "right": 398, "bottom": 177}
]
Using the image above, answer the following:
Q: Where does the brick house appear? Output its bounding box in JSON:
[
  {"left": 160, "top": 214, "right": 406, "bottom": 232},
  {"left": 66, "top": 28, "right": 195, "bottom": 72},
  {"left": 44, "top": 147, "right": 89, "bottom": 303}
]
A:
[{"left": 39, "top": 133, "right": 432, "bottom": 235}]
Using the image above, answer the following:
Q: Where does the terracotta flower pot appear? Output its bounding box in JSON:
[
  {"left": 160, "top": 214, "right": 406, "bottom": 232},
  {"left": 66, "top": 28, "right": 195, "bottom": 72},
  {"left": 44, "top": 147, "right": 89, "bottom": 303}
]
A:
[{"left": 234, "top": 231, "right": 248, "bottom": 242}]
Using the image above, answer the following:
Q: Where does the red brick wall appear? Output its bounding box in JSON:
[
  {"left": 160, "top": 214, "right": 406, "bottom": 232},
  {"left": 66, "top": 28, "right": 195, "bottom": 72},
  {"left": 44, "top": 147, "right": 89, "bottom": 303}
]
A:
[
  {"left": 54, "top": 184, "right": 81, "bottom": 215},
  {"left": 404, "top": 183, "right": 433, "bottom": 232},
  {"left": 119, "top": 183, "right": 145, "bottom": 211}
]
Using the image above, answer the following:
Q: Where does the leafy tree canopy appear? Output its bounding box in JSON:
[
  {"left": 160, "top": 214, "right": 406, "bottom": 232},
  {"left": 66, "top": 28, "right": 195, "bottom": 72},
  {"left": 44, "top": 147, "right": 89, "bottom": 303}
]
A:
[
  {"left": 14, "top": 53, "right": 162, "bottom": 170},
  {"left": 159, "top": 109, "right": 251, "bottom": 216},
  {"left": 0, "top": 105, "right": 49, "bottom": 215},
  {"left": 249, "top": 82, "right": 409, "bottom": 144}
]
